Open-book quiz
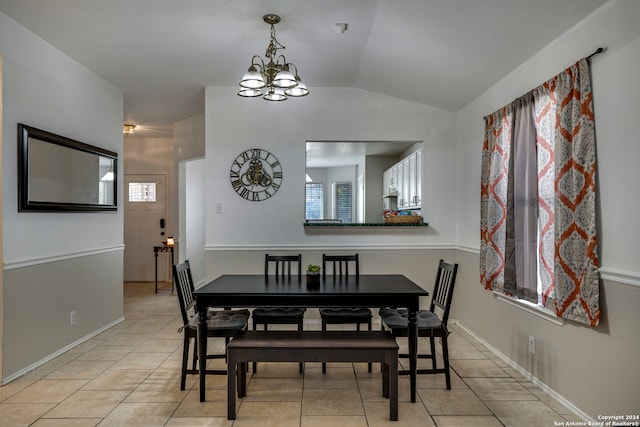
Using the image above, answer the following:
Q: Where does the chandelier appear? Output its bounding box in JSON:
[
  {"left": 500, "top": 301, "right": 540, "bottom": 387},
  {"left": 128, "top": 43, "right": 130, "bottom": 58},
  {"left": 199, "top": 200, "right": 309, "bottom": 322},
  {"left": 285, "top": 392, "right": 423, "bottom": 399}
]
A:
[{"left": 238, "top": 14, "right": 309, "bottom": 101}]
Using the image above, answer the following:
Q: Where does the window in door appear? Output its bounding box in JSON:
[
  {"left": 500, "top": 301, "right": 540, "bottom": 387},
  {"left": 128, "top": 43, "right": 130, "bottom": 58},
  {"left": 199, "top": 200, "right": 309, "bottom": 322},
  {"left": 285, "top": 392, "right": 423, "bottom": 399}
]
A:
[{"left": 128, "top": 182, "right": 157, "bottom": 202}]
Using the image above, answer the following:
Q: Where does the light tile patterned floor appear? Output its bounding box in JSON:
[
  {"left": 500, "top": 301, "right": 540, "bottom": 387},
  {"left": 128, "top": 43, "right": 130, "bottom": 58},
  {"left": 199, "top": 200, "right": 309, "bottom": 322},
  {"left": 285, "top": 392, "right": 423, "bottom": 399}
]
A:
[{"left": 0, "top": 282, "right": 581, "bottom": 426}]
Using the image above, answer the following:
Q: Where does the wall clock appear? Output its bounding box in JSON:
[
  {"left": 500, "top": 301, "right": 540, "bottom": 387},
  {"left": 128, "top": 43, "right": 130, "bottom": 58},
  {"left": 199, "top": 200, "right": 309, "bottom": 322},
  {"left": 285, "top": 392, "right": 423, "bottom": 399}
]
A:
[{"left": 229, "top": 148, "right": 283, "bottom": 201}]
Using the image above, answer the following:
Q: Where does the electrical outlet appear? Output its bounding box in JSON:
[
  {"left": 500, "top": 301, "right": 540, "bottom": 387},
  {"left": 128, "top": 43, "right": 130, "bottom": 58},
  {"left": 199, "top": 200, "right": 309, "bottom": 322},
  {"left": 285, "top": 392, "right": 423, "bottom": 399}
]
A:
[
  {"left": 528, "top": 335, "right": 535, "bottom": 354},
  {"left": 215, "top": 202, "right": 223, "bottom": 214},
  {"left": 70, "top": 310, "right": 77, "bottom": 325}
]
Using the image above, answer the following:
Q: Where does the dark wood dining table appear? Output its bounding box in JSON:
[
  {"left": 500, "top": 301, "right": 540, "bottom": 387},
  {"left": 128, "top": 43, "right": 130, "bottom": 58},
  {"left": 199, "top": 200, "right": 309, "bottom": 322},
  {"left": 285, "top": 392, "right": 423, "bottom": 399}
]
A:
[{"left": 193, "top": 274, "right": 428, "bottom": 403}]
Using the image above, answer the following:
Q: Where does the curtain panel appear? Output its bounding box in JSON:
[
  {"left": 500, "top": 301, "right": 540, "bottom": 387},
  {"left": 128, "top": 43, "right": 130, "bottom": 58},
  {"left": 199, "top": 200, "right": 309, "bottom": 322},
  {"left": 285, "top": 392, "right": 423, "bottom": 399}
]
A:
[
  {"left": 480, "top": 58, "right": 600, "bottom": 327},
  {"left": 480, "top": 107, "right": 511, "bottom": 294}
]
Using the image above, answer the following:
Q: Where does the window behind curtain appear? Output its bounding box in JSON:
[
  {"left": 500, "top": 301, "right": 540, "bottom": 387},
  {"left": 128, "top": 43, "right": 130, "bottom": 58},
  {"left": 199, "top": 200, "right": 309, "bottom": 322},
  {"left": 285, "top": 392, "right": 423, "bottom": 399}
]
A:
[
  {"left": 480, "top": 58, "right": 600, "bottom": 326},
  {"left": 332, "top": 181, "right": 352, "bottom": 223},
  {"left": 305, "top": 183, "right": 323, "bottom": 219}
]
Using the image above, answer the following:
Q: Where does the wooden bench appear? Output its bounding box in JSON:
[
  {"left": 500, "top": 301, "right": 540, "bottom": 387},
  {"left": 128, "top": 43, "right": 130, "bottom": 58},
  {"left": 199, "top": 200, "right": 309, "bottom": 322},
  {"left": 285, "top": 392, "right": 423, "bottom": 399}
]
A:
[{"left": 227, "top": 330, "right": 399, "bottom": 421}]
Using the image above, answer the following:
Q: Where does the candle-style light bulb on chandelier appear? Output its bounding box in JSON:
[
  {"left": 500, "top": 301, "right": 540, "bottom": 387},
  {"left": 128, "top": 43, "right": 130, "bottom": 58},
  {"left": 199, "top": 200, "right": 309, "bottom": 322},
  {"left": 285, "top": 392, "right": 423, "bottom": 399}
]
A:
[{"left": 238, "top": 14, "right": 309, "bottom": 101}]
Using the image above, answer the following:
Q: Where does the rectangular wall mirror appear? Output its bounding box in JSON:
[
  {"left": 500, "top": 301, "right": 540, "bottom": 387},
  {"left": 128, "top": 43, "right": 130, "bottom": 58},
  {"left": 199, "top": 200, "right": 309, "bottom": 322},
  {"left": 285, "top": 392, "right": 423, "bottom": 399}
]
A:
[
  {"left": 305, "top": 141, "right": 420, "bottom": 223},
  {"left": 18, "top": 124, "right": 118, "bottom": 212}
]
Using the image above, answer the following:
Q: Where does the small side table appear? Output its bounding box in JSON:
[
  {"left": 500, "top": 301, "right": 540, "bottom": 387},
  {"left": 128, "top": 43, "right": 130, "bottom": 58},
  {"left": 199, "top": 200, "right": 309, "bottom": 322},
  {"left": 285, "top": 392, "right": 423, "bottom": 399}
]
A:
[{"left": 153, "top": 245, "right": 174, "bottom": 293}]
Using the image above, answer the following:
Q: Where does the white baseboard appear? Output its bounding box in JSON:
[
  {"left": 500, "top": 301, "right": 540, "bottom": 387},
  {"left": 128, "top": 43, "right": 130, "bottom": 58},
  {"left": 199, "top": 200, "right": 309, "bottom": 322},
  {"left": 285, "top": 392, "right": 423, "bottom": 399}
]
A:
[
  {"left": 2, "top": 316, "right": 125, "bottom": 385},
  {"left": 452, "top": 319, "right": 594, "bottom": 423}
]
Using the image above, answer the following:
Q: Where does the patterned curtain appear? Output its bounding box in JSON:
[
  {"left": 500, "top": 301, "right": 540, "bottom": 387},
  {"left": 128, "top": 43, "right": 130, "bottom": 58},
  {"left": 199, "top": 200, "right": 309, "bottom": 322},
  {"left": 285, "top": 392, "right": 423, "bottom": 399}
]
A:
[
  {"left": 480, "top": 106, "right": 512, "bottom": 294},
  {"left": 480, "top": 58, "right": 600, "bottom": 326},
  {"left": 534, "top": 59, "right": 600, "bottom": 326}
]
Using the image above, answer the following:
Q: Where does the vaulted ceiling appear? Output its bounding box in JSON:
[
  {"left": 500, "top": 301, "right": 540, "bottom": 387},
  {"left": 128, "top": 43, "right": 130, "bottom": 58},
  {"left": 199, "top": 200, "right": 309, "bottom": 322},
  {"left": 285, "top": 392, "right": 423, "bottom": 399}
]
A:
[{"left": 0, "top": 0, "right": 607, "bottom": 137}]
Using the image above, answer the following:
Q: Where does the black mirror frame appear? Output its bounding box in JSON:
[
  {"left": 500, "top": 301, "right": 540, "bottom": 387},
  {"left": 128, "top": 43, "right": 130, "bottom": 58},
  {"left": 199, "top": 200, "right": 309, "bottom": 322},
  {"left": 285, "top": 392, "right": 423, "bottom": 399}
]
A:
[{"left": 18, "top": 124, "right": 118, "bottom": 212}]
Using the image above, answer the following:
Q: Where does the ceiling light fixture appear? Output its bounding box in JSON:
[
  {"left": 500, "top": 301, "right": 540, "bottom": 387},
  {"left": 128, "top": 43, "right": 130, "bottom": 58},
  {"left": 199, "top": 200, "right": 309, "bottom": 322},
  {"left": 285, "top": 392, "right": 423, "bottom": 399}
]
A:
[
  {"left": 238, "top": 14, "right": 309, "bottom": 101},
  {"left": 123, "top": 123, "right": 136, "bottom": 135}
]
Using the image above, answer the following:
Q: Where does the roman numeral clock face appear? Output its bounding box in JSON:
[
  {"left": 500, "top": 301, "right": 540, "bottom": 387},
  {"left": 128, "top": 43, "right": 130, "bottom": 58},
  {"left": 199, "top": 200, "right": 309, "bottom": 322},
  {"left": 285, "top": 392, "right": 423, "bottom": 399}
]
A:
[{"left": 229, "top": 149, "right": 283, "bottom": 201}]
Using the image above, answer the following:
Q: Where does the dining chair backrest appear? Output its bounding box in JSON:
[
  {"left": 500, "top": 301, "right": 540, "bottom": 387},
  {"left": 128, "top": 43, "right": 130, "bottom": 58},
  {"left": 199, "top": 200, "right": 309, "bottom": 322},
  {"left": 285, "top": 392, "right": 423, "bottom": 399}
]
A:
[
  {"left": 429, "top": 259, "right": 458, "bottom": 326},
  {"left": 322, "top": 254, "right": 359, "bottom": 278},
  {"left": 173, "top": 261, "right": 196, "bottom": 325},
  {"left": 265, "top": 254, "right": 302, "bottom": 278}
]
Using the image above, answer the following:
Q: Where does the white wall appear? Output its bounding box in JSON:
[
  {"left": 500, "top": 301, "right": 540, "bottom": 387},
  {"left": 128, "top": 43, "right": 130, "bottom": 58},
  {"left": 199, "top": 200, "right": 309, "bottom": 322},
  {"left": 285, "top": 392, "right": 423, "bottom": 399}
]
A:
[
  {"left": 175, "top": 113, "right": 205, "bottom": 162},
  {"left": 123, "top": 138, "right": 175, "bottom": 175},
  {"left": 1, "top": 11, "right": 124, "bottom": 380},
  {"left": 204, "top": 87, "right": 456, "bottom": 254},
  {"left": 175, "top": 113, "right": 205, "bottom": 277},
  {"left": 1, "top": 12, "right": 123, "bottom": 263},
  {"left": 454, "top": 0, "right": 640, "bottom": 418},
  {"left": 182, "top": 158, "right": 206, "bottom": 286}
]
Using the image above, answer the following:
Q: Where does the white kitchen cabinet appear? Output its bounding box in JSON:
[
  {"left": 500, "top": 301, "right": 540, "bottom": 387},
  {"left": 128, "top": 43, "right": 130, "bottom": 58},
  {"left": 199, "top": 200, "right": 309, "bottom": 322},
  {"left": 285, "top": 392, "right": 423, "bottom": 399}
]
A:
[
  {"left": 383, "top": 168, "right": 391, "bottom": 197},
  {"left": 406, "top": 150, "right": 421, "bottom": 208},
  {"left": 414, "top": 149, "right": 422, "bottom": 207},
  {"left": 382, "top": 148, "right": 422, "bottom": 210},
  {"left": 402, "top": 157, "right": 411, "bottom": 208},
  {"left": 407, "top": 153, "right": 417, "bottom": 207},
  {"left": 396, "top": 159, "right": 405, "bottom": 208},
  {"left": 387, "top": 165, "right": 398, "bottom": 196}
]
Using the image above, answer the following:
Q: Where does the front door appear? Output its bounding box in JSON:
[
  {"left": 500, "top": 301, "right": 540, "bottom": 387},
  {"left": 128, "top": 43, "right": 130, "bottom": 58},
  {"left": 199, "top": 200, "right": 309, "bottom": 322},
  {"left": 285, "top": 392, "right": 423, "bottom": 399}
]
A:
[{"left": 124, "top": 174, "right": 167, "bottom": 282}]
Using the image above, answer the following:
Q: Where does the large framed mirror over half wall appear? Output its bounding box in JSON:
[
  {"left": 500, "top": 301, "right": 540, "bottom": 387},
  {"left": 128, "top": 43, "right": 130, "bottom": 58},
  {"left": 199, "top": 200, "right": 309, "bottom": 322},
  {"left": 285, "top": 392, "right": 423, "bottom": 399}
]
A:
[{"left": 18, "top": 124, "right": 118, "bottom": 212}]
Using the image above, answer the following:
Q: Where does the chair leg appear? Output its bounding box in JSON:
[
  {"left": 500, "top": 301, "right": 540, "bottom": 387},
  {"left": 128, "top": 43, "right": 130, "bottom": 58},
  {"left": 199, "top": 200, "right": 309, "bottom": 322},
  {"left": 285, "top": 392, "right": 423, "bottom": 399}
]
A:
[
  {"left": 367, "top": 319, "right": 372, "bottom": 372},
  {"left": 298, "top": 319, "right": 304, "bottom": 374},
  {"left": 252, "top": 319, "right": 258, "bottom": 373},
  {"left": 181, "top": 334, "right": 190, "bottom": 391},
  {"left": 441, "top": 334, "right": 451, "bottom": 390},
  {"left": 429, "top": 335, "right": 437, "bottom": 371},
  {"left": 191, "top": 339, "right": 198, "bottom": 372},
  {"left": 322, "top": 319, "right": 327, "bottom": 374},
  {"left": 380, "top": 323, "right": 386, "bottom": 373}
]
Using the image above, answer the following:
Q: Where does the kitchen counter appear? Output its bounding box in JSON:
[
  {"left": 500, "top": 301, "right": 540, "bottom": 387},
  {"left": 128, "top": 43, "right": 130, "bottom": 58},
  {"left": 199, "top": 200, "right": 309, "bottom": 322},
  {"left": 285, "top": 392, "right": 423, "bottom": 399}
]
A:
[{"left": 303, "top": 221, "right": 428, "bottom": 228}]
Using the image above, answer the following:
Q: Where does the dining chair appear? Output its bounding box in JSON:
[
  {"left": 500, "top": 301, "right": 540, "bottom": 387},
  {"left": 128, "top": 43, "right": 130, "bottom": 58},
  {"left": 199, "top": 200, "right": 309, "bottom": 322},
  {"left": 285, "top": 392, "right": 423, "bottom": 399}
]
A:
[
  {"left": 251, "top": 254, "right": 305, "bottom": 373},
  {"left": 379, "top": 259, "right": 458, "bottom": 389},
  {"left": 319, "top": 253, "right": 373, "bottom": 373},
  {"left": 173, "top": 261, "right": 249, "bottom": 390}
]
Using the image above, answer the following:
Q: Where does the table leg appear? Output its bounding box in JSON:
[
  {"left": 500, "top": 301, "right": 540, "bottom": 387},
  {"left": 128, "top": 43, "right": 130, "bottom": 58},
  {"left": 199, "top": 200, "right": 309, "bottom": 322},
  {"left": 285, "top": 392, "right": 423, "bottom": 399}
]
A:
[
  {"left": 170, "top": 248, "right": 174, "bottom": 294},
  {"left": 198, "top": 308, "right": 207, "bottom": 402},
  {"left": 154, "top": 251, "right": 158, "bottom": 293},
  {"left": 408, "top": 309, "right": 417, "bottom": 403}
]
